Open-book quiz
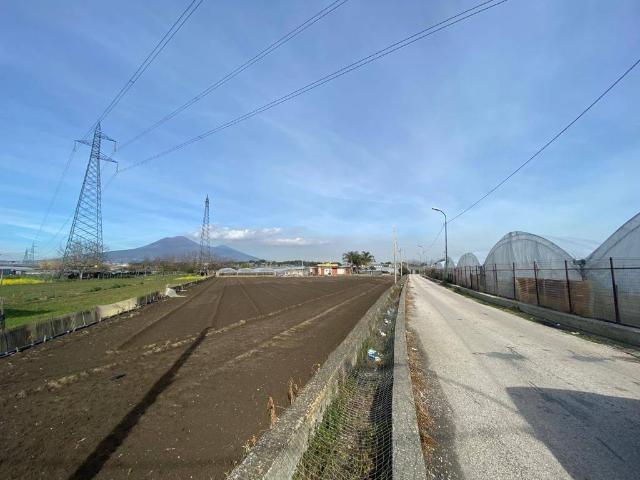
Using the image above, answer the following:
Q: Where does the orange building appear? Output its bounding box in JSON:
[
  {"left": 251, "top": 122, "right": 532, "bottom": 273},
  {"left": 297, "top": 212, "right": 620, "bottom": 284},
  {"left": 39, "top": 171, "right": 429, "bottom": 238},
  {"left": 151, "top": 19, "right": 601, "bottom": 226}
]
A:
[{"left": 311, "top": 262, "right": 351, "bottom": 276}]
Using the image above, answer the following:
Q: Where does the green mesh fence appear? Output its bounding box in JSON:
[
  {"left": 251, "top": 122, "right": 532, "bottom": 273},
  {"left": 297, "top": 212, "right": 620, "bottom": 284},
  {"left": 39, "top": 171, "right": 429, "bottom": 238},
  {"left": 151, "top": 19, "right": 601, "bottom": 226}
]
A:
[{"left": 293, "top": 306, "right": 397, "bottom": 479}]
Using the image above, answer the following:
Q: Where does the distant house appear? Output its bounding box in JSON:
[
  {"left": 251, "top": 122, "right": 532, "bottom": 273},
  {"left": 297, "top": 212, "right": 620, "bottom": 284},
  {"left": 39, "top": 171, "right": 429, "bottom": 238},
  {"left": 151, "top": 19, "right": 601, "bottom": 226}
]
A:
[{"left": 311, "top": 262, "right": 351, "bottom": 276}]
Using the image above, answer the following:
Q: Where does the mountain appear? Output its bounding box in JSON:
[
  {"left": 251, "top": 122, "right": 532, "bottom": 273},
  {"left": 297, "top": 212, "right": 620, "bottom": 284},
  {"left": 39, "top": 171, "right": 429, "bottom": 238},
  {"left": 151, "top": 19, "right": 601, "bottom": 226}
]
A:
[{"left": 105, "top": 236, "right": 259, "bottom": 263}]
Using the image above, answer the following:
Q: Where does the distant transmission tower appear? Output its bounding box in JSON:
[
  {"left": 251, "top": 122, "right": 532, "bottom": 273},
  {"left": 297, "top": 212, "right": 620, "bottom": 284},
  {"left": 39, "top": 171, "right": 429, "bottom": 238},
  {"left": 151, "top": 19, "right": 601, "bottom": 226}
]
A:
[
  {"left": 22, "top": 243, "right": 35, "bottom": 266},
  {"left": 199, "top": 195, "right": 211, "bottom": 270},
  {"left": 62, "top": 123, "right": 117, "bottom": 275}
]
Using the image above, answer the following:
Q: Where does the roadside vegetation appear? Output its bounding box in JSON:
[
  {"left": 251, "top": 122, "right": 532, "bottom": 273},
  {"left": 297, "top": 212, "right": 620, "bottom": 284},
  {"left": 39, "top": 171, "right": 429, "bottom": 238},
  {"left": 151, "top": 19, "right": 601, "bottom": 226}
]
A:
[{"left": 0, "top": 274, "right": 201, "bottom": 329}]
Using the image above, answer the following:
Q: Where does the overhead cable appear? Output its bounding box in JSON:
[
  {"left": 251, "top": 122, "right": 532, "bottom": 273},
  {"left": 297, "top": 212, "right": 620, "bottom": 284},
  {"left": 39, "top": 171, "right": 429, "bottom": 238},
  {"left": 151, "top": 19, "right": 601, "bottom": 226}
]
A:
[
  {"left": 117, "top": 0, "right": 508, "bottom": 173},
  {"left": 118, "top": 0, "right": 351, "bottom": 150},
  {"left": 449, "top": 56, "right": 640, "bottom": 223}
]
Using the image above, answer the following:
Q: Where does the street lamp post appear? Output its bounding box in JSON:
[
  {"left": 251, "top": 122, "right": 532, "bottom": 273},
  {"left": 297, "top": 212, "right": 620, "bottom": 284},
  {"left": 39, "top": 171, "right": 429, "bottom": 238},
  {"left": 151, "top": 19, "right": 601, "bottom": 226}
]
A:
[{"left": 432, "top": 207, "right": 448, "bottom": 281}]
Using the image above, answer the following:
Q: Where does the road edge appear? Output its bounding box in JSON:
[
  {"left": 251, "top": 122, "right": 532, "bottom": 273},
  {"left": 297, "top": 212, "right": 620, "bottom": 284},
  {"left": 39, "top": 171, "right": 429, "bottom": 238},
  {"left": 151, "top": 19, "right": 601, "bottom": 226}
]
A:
[{"left": 392, "top": 276, "right": 428, "bottom": 478}]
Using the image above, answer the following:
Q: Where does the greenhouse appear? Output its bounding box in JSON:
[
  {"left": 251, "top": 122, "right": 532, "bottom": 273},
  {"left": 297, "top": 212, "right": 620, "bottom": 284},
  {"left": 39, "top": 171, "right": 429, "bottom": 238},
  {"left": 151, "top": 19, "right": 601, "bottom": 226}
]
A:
[
  {"left": 442, "top": 211, "right": 640, "bottom": 328},
  {"left": 457, "top": 252, "right": 481, "bottom": 268},
  {"left": 434, "top": 256, "right": 455, "bottom": 271},
  {"left": 454, "top": 252, "right": 481, "bottom": 289},
  {"left": 216, "top": 268, "right": 238, "bottom": 276},
  {"left": 583, "top": 212, "right": 640, "bottom": 326}
]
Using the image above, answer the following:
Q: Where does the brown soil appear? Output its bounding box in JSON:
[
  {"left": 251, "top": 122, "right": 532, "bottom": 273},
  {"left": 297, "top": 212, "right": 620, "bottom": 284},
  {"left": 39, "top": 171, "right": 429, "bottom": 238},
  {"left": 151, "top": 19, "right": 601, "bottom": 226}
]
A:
[{"left": 0, "top": 275, "right": 392, "bottom": 479}]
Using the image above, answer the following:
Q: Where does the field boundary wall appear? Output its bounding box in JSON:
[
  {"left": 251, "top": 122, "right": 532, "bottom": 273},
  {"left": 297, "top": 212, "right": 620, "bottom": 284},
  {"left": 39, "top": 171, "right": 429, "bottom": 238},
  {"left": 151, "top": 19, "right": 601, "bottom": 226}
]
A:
[{"left": 0, "top": 277, "right": 209, "bottom": 357}]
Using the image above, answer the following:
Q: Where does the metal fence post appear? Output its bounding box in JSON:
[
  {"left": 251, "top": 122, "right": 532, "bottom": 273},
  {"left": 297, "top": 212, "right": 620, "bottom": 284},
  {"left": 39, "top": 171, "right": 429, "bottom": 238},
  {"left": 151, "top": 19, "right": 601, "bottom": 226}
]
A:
[
  {"left": 610, "top": 257, "right": 621, "bottom": 324},
  {"left": 564, "top": 260, "right": 573, "bottom": 314},
  {"left": 494, "top": 264, "right": 498, "bottom": 296},
  {"left": 533, "top": 261, "right": 540, "bottom": 306},
  {"left": 512, "top": 262, "right": 516, "bottom": 300}
]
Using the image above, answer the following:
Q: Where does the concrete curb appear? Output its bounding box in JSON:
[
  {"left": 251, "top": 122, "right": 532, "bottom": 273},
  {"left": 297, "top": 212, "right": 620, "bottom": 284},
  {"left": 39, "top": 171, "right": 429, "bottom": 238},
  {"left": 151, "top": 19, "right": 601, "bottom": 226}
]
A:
[
  {"left": 434, "top": 279, "right": 640, "bottom": 348},
  {"left": 392, "top": 277, "right": 427, "bottom": 479},
  {"left": 0, "top": 277, "right": 210, "bottom": 357},
  {"left": 227, "top": 282, "right": 401, "bottom": 480}
]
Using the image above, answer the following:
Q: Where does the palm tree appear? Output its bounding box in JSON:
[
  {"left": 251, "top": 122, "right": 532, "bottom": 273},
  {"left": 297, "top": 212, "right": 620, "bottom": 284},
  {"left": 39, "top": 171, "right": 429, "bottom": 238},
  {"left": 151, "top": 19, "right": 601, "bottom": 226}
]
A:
[
  {"left": 360, "top": 251, "right": 375, "bottom": 269},
  {"left": 342, "top": 251, "right": 362, "bottom": 271}
]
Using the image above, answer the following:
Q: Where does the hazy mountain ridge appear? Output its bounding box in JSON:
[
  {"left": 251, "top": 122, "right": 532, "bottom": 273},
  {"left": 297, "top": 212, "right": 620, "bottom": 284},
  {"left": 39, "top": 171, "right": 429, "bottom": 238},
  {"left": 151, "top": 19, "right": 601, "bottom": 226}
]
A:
[{"left": 105, "top": 236, "right": 258, "bottom": 263}]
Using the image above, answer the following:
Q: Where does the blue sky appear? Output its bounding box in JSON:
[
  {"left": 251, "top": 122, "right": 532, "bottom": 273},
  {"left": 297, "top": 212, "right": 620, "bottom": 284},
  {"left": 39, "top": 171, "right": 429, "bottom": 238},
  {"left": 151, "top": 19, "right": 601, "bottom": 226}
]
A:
[{"left": 1, "top": 0, "right": 638, "bottom": 262}]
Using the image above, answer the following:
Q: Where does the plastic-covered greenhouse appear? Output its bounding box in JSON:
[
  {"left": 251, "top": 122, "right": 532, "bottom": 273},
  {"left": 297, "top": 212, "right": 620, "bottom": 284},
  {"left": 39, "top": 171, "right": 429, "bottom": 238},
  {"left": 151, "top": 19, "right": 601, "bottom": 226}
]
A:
[
  {"left": 216, "top": 268, "right": 238, "bottom": 276},
  {"left": 583, "top": 212, "right": 640, "bottom": 324},
  {"left": 457, "top": 252, "right": 481, "bottom": 268},
  {"left": 435, "top": 211, "right": 640, "bottom": 328},
  {"left": 216, "top": 267, "right": 278, "bottom": 277}
]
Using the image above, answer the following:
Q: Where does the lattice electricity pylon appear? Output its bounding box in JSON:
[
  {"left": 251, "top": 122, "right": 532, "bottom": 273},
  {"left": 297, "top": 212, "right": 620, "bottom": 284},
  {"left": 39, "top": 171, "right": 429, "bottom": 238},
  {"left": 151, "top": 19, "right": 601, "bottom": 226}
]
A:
[
  {"left": 62, "top": 122, "right": 117, "bottom": 274},
  {"left": 22, "top": 243, "right": 35, "bottom": 266},
  {"left": 199, "top": 195, "right": 211, "bottom": 268}
]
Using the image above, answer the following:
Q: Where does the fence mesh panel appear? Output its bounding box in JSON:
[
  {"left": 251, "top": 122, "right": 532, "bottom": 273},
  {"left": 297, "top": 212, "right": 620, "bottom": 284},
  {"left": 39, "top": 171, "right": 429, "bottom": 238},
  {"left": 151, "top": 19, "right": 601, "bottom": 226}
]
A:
[
  {"left": 293, "top": 306, "right": 396, "bottom": 479},
  {"left": 429, "top": 258, "right": 640, "bottom": 329}
]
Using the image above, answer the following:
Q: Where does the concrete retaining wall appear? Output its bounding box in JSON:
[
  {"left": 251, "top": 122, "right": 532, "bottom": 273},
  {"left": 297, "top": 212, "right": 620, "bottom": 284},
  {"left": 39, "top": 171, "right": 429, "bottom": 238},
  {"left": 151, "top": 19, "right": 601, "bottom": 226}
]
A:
[
  {"left": 447, "top": 281, "right": 640, "bottom": 348},
  {"left": 392, "top": 280, "right": 427, "bottom": 478},
  {"left": 228, "top": 282, "right": 402, "bottom": 480},
  {"left": 0, "top": 277, "right": 208, "bottom": 357}
]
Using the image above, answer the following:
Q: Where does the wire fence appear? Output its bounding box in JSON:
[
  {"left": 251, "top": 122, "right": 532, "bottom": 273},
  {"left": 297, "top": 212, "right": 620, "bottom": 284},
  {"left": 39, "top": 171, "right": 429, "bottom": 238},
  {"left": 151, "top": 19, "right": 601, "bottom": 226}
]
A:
[
  {"left": 427, "top": 257, "right": 640, "bottom": 329},
  {"left": 293, "top": 305, "right": 396, "bottom": 479}
]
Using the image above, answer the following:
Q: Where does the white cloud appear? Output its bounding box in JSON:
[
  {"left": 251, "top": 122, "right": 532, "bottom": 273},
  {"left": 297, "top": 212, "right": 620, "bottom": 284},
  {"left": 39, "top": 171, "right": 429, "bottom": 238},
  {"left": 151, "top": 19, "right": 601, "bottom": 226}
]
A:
[
  {"left": 192, "top": 226, "right": 281, "bottom": 241},
  {"left": 214, "top": 227, "right": 282, "bottom": 241},
  {"left": 191, "top": 225, "right": 325, "bottom": 247},
  {"left": 264, "top": 237, "right": 329, "bottom": 246}
]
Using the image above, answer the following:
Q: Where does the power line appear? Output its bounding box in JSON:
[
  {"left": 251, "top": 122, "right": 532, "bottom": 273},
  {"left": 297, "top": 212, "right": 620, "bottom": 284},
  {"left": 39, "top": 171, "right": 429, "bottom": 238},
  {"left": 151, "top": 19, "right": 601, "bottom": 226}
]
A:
[
  {"left": 36, "top": 0, "right": 203, "bottom": 252},
  {"left": 34, "top": 143, "right": 77, "bottom": 243},
  {"left": 449, "top": 56, "right": 640, "bottom": 223},
  {"left": 117, "top": 0, "right": 508, "bottom": 174},
  {"left": 39, "top": 213, "right": 73, "bottom": 257},
  {"left": 83, "top": 0, "right": 204, "bottom": 140},
  {"left": 424, "top": 224, "right": 444, "bottom": 258},
  {"left": 118, "top": 0, "right": 350, "bottom": 150}
]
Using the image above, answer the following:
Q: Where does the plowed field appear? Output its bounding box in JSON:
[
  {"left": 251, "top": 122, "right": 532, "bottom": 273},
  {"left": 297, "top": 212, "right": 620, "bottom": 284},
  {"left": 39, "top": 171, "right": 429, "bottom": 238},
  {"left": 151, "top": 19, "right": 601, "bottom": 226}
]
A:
[{"left": 0, "top": 275, "right": 391, "bottom": 479}]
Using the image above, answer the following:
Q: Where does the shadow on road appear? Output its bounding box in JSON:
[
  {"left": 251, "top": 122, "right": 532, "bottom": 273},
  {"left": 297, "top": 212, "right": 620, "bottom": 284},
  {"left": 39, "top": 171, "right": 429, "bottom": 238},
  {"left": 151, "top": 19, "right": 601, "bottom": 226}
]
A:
[{"left": 507, "top": 387, "right": 640, "bottom": 479}]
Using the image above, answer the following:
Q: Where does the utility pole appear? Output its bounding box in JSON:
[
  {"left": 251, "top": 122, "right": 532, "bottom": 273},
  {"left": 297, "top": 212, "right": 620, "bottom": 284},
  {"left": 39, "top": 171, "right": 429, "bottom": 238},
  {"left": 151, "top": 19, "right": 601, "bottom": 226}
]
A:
[
  {"left": 62, "top": 123, "right": 117, "bottom": 276},
  {"left": 393, "top": 227, "right": 397, "bottom": 284},
  {"left": 199, "top": 195, "right": 211, "bottom": 273},
  {"left": 432, "top": 207, "right": 448, "bottom": 281},
  {"left": 399, "top": 248, "right": 403, "bottom": 277},
  {"left": 418, "top": 244, "right": 425, "bottom": 275}
]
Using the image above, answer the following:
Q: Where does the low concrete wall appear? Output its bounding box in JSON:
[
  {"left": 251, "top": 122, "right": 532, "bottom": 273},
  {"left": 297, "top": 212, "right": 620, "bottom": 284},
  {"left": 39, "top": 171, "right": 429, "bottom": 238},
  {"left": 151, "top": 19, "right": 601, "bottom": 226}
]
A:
[
  {"left": 392, "top": 280, "right": 427, "bottom": 478},
  {"left": 228, "top": 282, "right": 402, "bottom": 480},
  {"left": 96, "top": 291, "right": 162, "bottom": 320},
  {"left": 447, "top": 281, "right": 640, "bottom": 348},
  {"left": 0, "top": 277, "right": 209, "bottom": 356}
]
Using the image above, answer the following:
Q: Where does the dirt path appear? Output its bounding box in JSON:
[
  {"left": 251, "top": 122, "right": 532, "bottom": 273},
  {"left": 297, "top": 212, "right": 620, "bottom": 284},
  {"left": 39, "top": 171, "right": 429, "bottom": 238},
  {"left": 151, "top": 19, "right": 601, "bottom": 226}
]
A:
[{"left": 0, "top": 276, "right": 391, "bottom": 479}]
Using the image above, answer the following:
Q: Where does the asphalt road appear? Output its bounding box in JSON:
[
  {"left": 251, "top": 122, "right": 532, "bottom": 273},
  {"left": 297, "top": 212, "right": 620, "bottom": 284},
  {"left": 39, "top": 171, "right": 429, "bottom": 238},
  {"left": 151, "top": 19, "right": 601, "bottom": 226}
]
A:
[{"left": 406, "top": 274, "right": 640, "bottom": 480}]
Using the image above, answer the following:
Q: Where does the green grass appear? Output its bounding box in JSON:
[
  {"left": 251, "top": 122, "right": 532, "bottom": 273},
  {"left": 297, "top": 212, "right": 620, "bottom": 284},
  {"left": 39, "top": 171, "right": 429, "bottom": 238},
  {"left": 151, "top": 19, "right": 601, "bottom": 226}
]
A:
[{"left": 0, "top": 274, "right": 202, "bottom": 329}]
